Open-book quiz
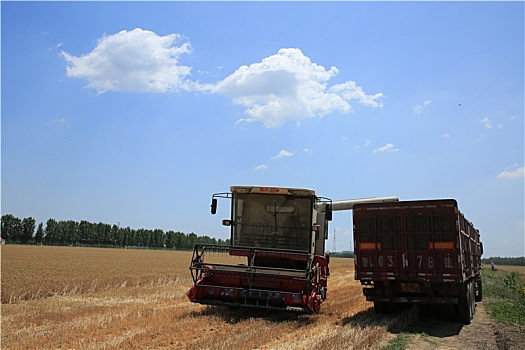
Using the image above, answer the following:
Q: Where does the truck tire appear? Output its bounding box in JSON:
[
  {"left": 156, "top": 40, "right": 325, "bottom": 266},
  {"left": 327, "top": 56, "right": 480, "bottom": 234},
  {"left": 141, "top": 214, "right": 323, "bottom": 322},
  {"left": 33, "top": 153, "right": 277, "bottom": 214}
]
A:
[
  {"left": 458, "top": 281, "right": 473, "bottom": 324},
  {"left": 374, "top": 301, "right": 386, "bottom": 314},
  {"left": 470, "top": 280, "right": 476, "bottom": 317},
  {"left": 475, "top": 278, "right": 483, "bottom": 302}
]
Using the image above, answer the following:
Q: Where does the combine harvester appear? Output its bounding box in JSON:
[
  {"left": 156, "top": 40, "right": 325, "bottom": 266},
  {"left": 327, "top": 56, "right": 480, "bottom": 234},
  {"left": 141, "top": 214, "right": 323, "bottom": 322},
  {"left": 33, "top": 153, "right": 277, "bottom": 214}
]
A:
[{"left": 187, "top": 185, "right": 398, "bottom": 313}]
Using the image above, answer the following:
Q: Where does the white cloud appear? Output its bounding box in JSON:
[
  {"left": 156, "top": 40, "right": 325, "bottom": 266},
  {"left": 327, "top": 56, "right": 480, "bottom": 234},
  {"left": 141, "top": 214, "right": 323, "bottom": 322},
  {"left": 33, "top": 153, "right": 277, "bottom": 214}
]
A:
[
  {"left": 481, "top": 116, "right": 493, "bottom": 129},
  {"left": 496, "top": 166, "right": 524, "bottom": 179},
  {"left": 272, "top": 149, "right": 294, "bottom": 159},
  {"left": 255, "top": 164, "right": 268, "bottom": 171},
  {"left": 373, "top": 143, "right": 399, "bottom": 153},
  {"left": 62, "top": 31, "right": 384, "bottom": 127},
  {"left": 442, "top": 133, "right": 450, "bottom": 138},
  {"left": 61, "top": 28, "right": 192, "bottom": 93},
  {"left": 303, "top": 148, "right": 313, "bottom": 155},
  {"left": 412, "top": 100, "right": 432, "bottom": 114},
  {"left": 210, "top": 48, "right": 383, "bottom": 127}
]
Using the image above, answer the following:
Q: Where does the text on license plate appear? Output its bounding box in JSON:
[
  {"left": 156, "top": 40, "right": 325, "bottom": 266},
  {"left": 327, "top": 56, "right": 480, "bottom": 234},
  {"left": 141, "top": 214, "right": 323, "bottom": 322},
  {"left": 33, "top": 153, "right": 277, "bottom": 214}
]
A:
[{"left": 400, "top": 283, "right": 420, "bottom": 293}]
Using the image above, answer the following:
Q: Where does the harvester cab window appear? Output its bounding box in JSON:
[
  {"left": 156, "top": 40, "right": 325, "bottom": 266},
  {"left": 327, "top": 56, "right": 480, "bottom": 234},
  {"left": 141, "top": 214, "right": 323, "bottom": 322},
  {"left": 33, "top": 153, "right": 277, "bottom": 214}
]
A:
[{"left": 232, "top": 193, "right": 312, "bottom": 251}]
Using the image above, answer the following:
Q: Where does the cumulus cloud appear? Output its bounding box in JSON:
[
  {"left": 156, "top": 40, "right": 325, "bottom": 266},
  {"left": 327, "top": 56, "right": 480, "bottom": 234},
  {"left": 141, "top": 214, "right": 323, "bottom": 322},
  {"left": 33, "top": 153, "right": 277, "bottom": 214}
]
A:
[
  {"left": 497, "top": 166, "right": 524, "bottom": 179},
  {"left": 413, "top": 100, "right": 432, "bottom": 114},
  {"left": 209, "top": 48, "right": 383, "bottom": 127},
  {"left": 62, "top": 30, "right": 384, "bottom": 127},
  {"left": 272, "top": 149, "right": 294, "bottom": 159},
  {"left": 255, "top": 164, "right": 268, "bottom": 171},
  {"left": 61, "top": 28, "right": 192, "bottom": 93},
  {"left": 373, "top": 143, "right": 399, "bottom": 153}
]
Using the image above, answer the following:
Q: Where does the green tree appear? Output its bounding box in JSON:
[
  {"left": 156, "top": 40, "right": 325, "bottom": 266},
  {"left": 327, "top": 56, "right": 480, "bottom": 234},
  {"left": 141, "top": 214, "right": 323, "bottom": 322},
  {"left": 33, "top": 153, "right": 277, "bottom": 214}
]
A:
[
  {"left": 65, "top": 220, "right": 79, "bottom": 245},
  {"left": 1, "top": 214, "right": 21, "bottom": 242},
  {"left": 79, "top": 220, "right": 94, "bottom": 244},
  {"left": 173, "top": 231, "right": 186, "bottom": 249},
  {"left": 186, "top": 232, "right": 198, "bottom": 249},
  {"left": 21, "top": 217, "right": 36, "bottom": 244},
  {"left": 165, "top": 230, "right": 176, "bottom": 248},
  {"left": 112, "top": 224, "right": 123, "bottom": 247},
  {"left": 152, "top": 229, "right": 164, "bottom": 248},
  {"left": 35, "top": 222, "right": 44, "bottom": 244},
  {"left": 44, "top": 218, "right": 58, "bottom": 244}
]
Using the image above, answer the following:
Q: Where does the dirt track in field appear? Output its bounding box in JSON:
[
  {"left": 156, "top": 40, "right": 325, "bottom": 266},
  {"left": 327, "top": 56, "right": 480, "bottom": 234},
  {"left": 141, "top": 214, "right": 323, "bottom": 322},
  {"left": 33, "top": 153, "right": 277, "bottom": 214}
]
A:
[{"left": 2, "top": 247, "right": 524, "bottom": 349}]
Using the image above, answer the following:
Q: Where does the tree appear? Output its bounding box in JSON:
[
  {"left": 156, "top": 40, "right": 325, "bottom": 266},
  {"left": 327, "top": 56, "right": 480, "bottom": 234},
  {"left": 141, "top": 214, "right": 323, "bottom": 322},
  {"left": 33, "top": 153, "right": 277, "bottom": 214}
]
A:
[
  {"left": 64, "top": 220, "right": 79, "bottom": 245},
  {"left": 173, "top": 231, "right": 186, "bottom": 249},
  {"left": 79, "top": 220, "right": 94, "bottom": 244},
  {"left": 165, "top": 230, "right": 176, "bottom": 248},
  {"left": 112, "top": 224, "right": 123, "bottom": 247},
  {"left": 186, "top": 232, "right": 198, "bottom": 249},
  {"left": 44, "top": 218, "right": 58, "bottom": 244},
  {"left": 35, "top": 223, "right": 44, "bottom": 245},
  {"left": 21, "top": 217, "right": 36, "bottom": 244},
  {"left": 1, "top": 214, "right": 21, "bottom": 242}
]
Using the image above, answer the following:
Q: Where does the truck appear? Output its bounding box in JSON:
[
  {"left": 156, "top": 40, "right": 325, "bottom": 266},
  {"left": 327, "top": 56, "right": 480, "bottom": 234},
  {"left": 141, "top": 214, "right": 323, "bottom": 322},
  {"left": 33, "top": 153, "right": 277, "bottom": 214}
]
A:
[
  {"left": 352, "top": 199, "right": 483, "bottom": 323},
  {"left": 186, "top": 185, "right": 398, "bottom": 313}
]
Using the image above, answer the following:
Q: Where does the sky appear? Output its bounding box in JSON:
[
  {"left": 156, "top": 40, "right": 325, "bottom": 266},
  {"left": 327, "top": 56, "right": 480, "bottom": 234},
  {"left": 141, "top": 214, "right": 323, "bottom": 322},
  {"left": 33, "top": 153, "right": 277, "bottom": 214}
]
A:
[{"left": 2, "top": 1, "right": 524, "bottom": 258}]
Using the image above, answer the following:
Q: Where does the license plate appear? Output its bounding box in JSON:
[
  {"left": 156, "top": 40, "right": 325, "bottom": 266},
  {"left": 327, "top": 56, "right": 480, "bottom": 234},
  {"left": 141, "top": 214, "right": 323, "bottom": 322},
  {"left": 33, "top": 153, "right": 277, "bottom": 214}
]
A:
[{"left": 400, "top": 283, "right": 420, "bottom": 293}]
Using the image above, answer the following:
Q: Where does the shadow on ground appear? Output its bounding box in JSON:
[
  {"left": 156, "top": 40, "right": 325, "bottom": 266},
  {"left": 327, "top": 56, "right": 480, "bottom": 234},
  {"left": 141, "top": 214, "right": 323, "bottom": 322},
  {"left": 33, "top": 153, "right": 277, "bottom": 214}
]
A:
[
  {"left": 188, "top": 305, "right": 317, "bottom": 326},
  {"left": 340, "top": 304, "right": 464, "bottom": 338}
]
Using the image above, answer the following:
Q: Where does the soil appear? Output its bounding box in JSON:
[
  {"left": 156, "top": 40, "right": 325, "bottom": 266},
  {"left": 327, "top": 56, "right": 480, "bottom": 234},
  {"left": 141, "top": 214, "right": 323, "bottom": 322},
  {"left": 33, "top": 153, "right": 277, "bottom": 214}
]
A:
[{"left": 404, "top": 302, "right": 525, "bottom": 350}]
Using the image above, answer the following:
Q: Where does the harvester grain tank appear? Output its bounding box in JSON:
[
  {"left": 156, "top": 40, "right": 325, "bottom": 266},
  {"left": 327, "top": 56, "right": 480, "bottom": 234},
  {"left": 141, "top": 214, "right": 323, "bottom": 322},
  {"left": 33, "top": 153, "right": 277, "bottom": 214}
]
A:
[
  {"left": 352, "top": 199, "right": 483, "bottom": 323},
  {"left": 186, "top": 185, "right": 398, "bottom": 313}
]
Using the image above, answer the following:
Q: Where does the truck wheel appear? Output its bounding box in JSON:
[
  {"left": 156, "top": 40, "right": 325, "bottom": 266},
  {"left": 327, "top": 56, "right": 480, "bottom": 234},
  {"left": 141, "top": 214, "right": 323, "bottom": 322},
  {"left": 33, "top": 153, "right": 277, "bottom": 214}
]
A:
[
  {"left": 374, "top": 301, "right": 386, "bottom": 314},
  {"left": 475, "top": 278, "right": 483, "bottom": 302},
  {"left": 457, "top": 281, "right": 472, "bottom": 324},
  {"left": 470, "top": 280, "right": 476, "bottom": 317}
]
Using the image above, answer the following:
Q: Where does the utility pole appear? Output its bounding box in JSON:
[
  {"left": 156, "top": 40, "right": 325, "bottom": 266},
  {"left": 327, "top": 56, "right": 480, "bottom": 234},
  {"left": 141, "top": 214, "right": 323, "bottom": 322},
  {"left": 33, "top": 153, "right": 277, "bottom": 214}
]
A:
[{"left": 332, "top": 229, "right": 336, "bottom": 252}]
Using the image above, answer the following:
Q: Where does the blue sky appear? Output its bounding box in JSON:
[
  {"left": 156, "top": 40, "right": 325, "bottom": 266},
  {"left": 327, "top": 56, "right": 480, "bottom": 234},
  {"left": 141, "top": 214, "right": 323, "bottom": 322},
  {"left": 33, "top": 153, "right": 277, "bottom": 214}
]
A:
[{"left": 2, "top": 1, "right": 523, "bottom": 257}]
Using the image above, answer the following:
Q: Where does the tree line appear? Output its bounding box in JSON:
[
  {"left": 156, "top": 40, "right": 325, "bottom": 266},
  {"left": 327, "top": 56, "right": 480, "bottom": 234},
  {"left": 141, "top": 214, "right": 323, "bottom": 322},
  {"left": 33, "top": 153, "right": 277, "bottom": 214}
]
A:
[
  {"left": 482, "top": 257, "right": 525, "bottom": 266},
  {"left": 1, "top": 214, "right": 229, "bottom": 249}
]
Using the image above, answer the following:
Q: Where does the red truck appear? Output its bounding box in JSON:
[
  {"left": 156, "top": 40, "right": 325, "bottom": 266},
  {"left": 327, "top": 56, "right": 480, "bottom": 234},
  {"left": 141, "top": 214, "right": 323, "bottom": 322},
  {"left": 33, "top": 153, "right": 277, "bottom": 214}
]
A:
[{"left": 353, "top": 199, "right": 483, "bottom": 323}]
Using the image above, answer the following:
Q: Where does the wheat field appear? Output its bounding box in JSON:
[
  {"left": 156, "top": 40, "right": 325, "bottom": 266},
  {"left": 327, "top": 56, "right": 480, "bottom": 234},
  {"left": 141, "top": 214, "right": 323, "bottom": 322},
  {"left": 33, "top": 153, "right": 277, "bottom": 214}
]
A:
[{"left": 1, "top": 245, "right": 412, "bottom": 349}]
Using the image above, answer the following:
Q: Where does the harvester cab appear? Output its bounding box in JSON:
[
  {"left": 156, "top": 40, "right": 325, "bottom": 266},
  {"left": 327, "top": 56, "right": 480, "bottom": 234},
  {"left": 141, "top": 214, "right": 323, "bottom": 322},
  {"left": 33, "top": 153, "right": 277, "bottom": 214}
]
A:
[{"left": 186, "top": 185, "right": 399, "bottom": 313}]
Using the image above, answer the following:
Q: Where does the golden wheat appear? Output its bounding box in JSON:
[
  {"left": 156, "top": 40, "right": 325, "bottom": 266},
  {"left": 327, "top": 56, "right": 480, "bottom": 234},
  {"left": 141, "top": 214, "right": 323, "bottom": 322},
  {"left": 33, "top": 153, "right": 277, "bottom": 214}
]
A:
[{"left": 1, "top": 245, "right": 409, "bottom": 350}]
